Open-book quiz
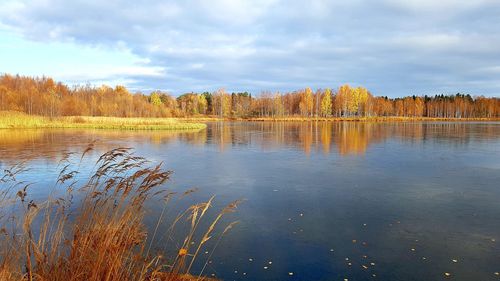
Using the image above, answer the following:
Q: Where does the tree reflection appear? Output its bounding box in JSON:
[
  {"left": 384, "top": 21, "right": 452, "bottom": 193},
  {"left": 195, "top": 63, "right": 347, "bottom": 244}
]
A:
[
  {"left": 204, "top": 122, "right": 498, "bottom": 156},
  {"left": 1, "top": 122, "right": 497, "bottom": 165}
]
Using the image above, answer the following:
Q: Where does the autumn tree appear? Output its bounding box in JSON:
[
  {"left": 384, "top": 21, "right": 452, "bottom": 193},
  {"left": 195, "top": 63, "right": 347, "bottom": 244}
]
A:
[
  {"left": 150, "top": 92, "right": 162, "bottom": 106},
  {"left": 198, "top": 94, "right": 208, "bottom": 115},
  {"left": 212, "top": 88, "right": 231, "bottom": 117},
  {"left": 273, "top": 93, "right": 285, "bottom": 117},
  {"left": 320, "top": 88, "right": 332, "bottom": 117},
  {"left": 299, "top": 87, "right": 314, "bottom": 116}
]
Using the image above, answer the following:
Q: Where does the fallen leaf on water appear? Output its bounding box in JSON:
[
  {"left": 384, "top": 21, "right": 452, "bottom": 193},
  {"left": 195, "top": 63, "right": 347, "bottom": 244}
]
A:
[{"left": 178, "top": 248, "right": 188, "bottom": 256}]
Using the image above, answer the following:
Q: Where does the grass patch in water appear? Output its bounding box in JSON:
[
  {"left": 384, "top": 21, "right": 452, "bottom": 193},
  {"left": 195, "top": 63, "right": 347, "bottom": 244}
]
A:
[{"left": 0, "top": 111, "right": 207, "bottom": 130}]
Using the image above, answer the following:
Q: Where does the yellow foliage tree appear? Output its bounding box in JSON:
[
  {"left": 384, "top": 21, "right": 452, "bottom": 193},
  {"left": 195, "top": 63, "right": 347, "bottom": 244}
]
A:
[
  {"left": 197, "top": 94, "right": 208, "bottom": 114},
  {"left": 213, "top": 89, "right": 231, "bottom": 117},
  {"left": 273, "top": 93, "right": 285, "bottom": 117},
  {"left": 150, "top": 92, "right": 162, "bottom": 106},
  {"left": 299, "top": 87, "right": 314, "bottom": 116},
  {"left": 320, "top": 88, "right": 332, "bottom": 117},
  {"left": 336, "top": 84, "right": 352, "bottom": 116},
  {"left": 356, "top": 87, "right": 369, "bottom": 116}
]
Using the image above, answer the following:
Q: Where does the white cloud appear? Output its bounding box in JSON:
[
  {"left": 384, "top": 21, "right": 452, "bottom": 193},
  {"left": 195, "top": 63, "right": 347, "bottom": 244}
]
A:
[
  {"left": 0, "top": 0, "right": 499, "bottom": 96},
  {"left": 384, "top": 0, "right": 498, "bottom": 12},
  {"left": 197, "top": 0, "right": 278, "bottom": 25},
  {"left": 391, "top": 33, "right": 462, "bottom": 50}
]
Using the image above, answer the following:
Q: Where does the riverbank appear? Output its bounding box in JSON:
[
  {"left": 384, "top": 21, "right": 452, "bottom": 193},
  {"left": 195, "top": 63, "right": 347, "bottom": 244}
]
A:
[
  {"left": 0, "top": 111, "right": 206, "bottom": 130},
  {"left": 245, "top": 116, "right": 500, "bottom": 122},
  {"left": 178, "top": 116, "right": 500, "bottom": 122}
]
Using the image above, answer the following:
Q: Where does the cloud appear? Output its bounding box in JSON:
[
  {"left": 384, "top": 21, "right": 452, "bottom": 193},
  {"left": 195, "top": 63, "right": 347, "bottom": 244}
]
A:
[
  {"left": 0, "top": 0, "right": 499, "bottom": 96},
  {"left": 383, "top": 0, "right": 497, "bottom": 13}
]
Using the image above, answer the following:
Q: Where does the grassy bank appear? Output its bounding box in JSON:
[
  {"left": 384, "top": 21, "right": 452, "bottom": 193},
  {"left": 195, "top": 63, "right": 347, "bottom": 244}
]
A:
[
  {"left": 0, "top": 111, "right": 207, "bottom": 130},
  {"left": 0, "top": 146, "right": 238, "bottom": 281}
]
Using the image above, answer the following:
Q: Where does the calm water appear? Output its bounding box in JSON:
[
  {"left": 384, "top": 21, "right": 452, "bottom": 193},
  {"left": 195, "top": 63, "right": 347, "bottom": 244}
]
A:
[{"left": 1, "top": 122, "right": 500, "bottom": 281}]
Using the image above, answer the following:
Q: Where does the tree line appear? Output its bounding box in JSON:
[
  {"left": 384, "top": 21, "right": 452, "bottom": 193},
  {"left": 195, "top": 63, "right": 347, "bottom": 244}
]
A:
[{"left": 0, "top": 74, "right": 498, "bottom": 118}]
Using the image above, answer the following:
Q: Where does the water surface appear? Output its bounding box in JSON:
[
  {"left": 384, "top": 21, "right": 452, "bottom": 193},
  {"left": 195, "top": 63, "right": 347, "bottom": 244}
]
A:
[{"left": 1, "top": 122, "right": 499, "bottom": 281}]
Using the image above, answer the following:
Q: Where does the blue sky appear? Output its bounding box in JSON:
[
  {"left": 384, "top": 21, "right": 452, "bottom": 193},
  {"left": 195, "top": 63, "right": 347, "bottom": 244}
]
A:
[{"left": 1, "top": 0, "right": 500, "bottom": 97}]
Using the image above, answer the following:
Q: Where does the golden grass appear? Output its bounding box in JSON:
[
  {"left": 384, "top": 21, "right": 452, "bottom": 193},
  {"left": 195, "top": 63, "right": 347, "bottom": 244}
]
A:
[
  {"left": 0, "top": 145, "right": 240, "bottom": 281},
  {"left": 0, "top": 111, "right": 207, "bottom": 130}
]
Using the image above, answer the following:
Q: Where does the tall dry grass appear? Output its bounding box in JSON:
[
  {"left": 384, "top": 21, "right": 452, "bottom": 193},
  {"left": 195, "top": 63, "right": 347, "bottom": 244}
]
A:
[{"left": 0, "top": 145, "right": 239, "bottom": 281}]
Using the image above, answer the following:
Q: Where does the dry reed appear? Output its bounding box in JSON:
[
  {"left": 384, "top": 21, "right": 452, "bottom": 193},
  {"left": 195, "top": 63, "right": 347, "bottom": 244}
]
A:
[{"left": 0, "top": 144, "right": 239, "bottom": 281}]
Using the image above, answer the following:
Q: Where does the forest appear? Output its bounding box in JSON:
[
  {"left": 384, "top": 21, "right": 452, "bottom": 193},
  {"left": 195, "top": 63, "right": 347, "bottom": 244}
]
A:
[{"left": 1, "top": 74, "right": 499, "bottom": 118}]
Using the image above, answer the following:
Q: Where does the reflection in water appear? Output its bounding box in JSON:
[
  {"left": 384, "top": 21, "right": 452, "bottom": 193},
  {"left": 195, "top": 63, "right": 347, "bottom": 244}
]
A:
[
  {"left": 1, "top": 123, "right": 499, "bottom": 163},
  {"left": 334, "top": 123, "right": 370, "bottom": 155},
  {"left": 0, "top": 129, "right": 205, "bottom": 165},
  {"left": 205, "top": 122, "right": 499, "bottom": 156}
]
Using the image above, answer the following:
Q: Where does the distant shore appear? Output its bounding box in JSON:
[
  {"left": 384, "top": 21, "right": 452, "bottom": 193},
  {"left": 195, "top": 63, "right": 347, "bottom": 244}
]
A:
[
  {"left": 242, "top": 116, "right": 500, "bottom": 122},
  {"left": 176, "top": 116, "right": 500, "bottom": 122},
  {"left": 1, "top": 111, "right": 498, "bottom": 130}
]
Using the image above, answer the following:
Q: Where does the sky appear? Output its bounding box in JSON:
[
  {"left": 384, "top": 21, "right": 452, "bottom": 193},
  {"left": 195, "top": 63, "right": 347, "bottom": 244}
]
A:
[{"left": 0, "top": 0, "right": 500, "bottom": 97}]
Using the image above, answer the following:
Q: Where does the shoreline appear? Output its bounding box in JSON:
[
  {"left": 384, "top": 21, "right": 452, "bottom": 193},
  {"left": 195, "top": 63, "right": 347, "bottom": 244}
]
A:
[
  {"left": 1, "top": 112, "right": 498, "bottom": 130},
  {"left": 178, "top": 116, "right": 500, "bottom": 122}
]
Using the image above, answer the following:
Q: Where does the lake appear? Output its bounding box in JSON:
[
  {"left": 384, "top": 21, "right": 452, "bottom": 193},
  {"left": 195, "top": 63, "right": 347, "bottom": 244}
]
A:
[{"left": 1, "top": 122, "right": 499, "bottom": 281}]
